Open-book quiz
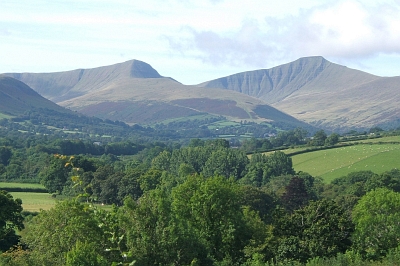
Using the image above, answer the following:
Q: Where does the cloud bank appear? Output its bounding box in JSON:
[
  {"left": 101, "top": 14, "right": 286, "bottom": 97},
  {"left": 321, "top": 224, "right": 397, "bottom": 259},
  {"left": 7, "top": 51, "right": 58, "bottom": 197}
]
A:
[{"left": 168, "top": 1, "right": 400, "bottom": 68}]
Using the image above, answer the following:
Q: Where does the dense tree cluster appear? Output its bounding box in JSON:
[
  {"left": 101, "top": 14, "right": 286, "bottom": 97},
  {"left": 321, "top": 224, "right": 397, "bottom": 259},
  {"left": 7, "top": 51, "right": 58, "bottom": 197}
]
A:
[{"left": 2, "top": 127, "right": 400, "bottom": 265}]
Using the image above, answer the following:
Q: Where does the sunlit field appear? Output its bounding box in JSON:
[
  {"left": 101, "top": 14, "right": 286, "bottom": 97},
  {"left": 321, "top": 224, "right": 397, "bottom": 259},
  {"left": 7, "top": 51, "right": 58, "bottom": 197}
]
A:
[{"left": 292, "top": 143, "right": 400, "bottom": 183}]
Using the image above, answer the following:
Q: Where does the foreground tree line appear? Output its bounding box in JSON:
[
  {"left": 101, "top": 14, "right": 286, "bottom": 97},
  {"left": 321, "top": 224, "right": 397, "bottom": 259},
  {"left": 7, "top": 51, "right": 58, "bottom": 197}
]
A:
[{"left": 1, "top": 137, "right": 400, "bottom": 265}]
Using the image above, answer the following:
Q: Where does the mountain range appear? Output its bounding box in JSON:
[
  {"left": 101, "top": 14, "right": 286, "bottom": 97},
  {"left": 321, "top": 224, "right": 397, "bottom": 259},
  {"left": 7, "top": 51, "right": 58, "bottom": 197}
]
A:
[
  {"left": 3, "top": 60, "right": 308, "bottom": 129},
  {"left": 3, "top": 56, "right": 400, "bottom": 131}
]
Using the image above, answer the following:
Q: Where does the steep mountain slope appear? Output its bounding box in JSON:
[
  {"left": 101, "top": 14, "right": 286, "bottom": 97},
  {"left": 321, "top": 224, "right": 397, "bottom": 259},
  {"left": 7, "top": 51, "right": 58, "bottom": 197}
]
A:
[
  {"left": 4, "top": 60, "right": 307, "bottom": 128},
  {"left": 199, "top": 56, "right": 400, "bottom": 130},
  {"left": 6, "top": 60, "right": 163, "bottom": 102},
  {"left": 0, "top": 75, "right": 72, "bottom": 116}
]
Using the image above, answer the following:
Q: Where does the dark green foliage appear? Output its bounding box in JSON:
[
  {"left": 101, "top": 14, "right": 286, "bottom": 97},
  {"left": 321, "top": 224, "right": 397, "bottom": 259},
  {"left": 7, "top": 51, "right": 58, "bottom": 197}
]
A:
[
  {"left": 266, "top": 151, "right": 295, "bottom": 178},
  {"left": 281, "top": 176, "right": 310, "bottom": 212},
  {"left": 0, "top": 187, "right": 48, "bottom": 193},
  {"left": 39, "top": 155, "right": 71, "bottom": 194},
  {"left": 4, "top": 126, "right": 400, "bottom": 265},
  {"left": 0, "top": 191, "right": 24, "bottom": 252},
  {"left": 365, "top": 168, "right": 400, "bottom": 192},
  {"left": 309, "top": 130, "right": 327, "bottom": 146},
  {"left": 0, "top": 147, "right": 12, "bottom": 166},
  {"left": 239, "top": 186, "right": 277, "bottom": 223},
  {"left": 240, "top": 137, "right": 273, "bottom": 153},
  {"left": 274, "top": 199, "right": 353, "bottom": 263},
  {"left": 241, "top": 152, "right": 295, "bottom": 187},
  {"left": 202, "top": 148, "right": 249, "bottom": 179},
  {"left": 270, "top": 128, "right": 308, "bottom": 148},
  {"left": 323, "top": 169, "right": 400, "bottom": 214},
  {"left": 325, "top": 133, "right": 340, "bottom": 146}
]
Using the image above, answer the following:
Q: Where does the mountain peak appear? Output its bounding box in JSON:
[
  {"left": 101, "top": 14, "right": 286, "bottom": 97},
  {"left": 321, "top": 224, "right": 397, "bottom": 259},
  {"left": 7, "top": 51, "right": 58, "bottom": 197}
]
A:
[
  {"left": 198, "top": 56, "right": 334, "bottom": 103},
  {"left": 126, "top": 60, "right": 162, "bottom": 78}
]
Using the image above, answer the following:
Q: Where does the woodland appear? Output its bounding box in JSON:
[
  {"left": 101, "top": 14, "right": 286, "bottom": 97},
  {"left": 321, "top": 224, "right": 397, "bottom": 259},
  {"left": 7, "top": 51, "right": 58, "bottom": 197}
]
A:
[{"left": 1, "top": 123, "right": 400, "bottom": 265}]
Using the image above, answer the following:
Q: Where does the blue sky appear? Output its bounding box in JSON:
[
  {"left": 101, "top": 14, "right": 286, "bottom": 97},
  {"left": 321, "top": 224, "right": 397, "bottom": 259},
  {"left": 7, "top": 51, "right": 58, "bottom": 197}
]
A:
[{"left": 1, "top": 0, "right": 400, "bottom": 84}]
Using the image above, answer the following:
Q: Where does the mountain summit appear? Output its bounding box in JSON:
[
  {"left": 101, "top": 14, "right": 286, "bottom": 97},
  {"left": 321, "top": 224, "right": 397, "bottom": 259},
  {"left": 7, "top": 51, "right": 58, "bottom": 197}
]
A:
[
  {"left": 6, "top": 60, "right": 163, "bottom": 102},
  {"left": 198, "top": 56, "right": 377, "bottom": 104},
  {"left": 199, "top": 56, "right": 400, "bottom": 130}
]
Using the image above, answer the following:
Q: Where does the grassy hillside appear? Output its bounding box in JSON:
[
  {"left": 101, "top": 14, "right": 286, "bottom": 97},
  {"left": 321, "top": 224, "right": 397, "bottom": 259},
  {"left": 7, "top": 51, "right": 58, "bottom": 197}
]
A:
[{"left": 292, "top": 138, "right": 400, "bottom": 183}]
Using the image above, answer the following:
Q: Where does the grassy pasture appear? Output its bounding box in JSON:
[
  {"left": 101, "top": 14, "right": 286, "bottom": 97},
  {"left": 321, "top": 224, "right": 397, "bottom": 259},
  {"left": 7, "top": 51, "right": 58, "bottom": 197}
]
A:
[
  {"left": 208, "top": 120, "right": 239, "bottom": 129},
  {"left": 292, "top": 143, "right": 400, "bottom": 183},
  {"left": 9, "top": 192, "right": 56, "bottom": 212},
  {"left": 0, "top": 183, "right": 56, "bottom": 211},
  {"left": 0, "top": 113, "right": 13, "bottom": 119},
  {"left": 1, "top": 183, "right": 113, "bottom": 212}
]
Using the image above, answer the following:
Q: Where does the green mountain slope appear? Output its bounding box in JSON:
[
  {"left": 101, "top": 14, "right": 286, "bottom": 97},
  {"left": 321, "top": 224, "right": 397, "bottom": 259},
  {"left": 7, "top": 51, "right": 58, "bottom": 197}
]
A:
[{"left": 199, "top": 56, "right": 400, "bottom": 130}]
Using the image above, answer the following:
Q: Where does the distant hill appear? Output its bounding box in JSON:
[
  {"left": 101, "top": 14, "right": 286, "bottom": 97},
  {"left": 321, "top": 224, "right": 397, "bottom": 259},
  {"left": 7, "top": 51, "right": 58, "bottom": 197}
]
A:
[
  {"left": 199, "top": 56, "right": 400, "bottom": 130},
  {"left": 5, "top": 60, "right": 309, "bottom": 129},
  {"left": 0, "top": 75, "right": 71, "bottom": 116},
  {"left": 0, "top": 75, "right": 159, "bottom": 139}
]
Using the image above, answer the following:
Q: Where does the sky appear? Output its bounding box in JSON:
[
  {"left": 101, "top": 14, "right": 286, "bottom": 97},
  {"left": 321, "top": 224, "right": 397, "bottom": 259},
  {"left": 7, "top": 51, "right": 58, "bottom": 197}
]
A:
[{"left": 1, "top": 0, "right": 400, "bottom": 84}]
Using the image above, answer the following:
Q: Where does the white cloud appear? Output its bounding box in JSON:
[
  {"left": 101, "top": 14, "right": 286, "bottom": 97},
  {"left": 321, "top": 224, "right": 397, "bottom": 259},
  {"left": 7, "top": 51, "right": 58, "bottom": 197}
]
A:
[
  {"left": 167, "top": 0, "right": 400, "bottom": 69},
  {"left": 1, "top": 0, "right": 400, "bottom": 83}
]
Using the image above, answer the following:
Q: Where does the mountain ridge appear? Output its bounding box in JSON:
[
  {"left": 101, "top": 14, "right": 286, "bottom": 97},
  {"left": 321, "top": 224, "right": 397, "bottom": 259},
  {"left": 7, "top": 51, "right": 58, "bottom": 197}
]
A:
[
  {"left": 199, "top": 56, "right": 380, "bottom": 104},
  {"left": 5, "top": 56, "right": 400, "bottom": 131},
  {"left": 199, "top": 56, "right": 399, "bottom": 130},
  {"left": 4, "top": 61, "right": 309, "bottom": 129}
]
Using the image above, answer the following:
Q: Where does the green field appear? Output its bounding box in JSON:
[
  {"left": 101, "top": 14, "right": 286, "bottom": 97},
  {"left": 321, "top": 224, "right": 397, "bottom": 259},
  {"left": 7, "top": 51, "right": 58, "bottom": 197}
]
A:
[
  {"left": 0, "top": 113, "right": 14, "bottom": 119},
  {"left": 208, "top": 120, "right": 239, "bottom": 129},
  {"left": 292, "top": 143, "right": 400, "bottom": 183},
  {"left": 9, "top": 192, "right": 56, "bottom": 212},
  {"left": 1, "top": 183, "right": 113, "bottom": 212}
]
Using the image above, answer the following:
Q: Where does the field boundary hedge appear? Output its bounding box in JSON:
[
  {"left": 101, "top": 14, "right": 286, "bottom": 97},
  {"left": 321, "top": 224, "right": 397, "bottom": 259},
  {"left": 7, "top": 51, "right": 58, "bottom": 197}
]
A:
[{"left": 0, "top": 187, "right": 48, "bottom": 193}]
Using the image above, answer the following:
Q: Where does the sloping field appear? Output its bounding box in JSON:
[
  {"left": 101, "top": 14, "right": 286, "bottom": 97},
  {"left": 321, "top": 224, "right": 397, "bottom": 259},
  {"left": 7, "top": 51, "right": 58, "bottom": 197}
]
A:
[{"left": 292, "top": 143, "right": 400, "bottom": 183}]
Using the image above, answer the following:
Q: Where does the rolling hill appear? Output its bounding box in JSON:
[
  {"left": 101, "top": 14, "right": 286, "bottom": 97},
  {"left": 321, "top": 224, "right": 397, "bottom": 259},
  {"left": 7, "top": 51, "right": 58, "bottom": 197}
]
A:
[
  {"left": 0, "top": 75, "right": 72, "bottom": 116},
  {"left": 199, "top": 56, "right": 400, "bottom": 130},
  {"left": 4, "top": 60, "right": 310, "bottom": 128}
]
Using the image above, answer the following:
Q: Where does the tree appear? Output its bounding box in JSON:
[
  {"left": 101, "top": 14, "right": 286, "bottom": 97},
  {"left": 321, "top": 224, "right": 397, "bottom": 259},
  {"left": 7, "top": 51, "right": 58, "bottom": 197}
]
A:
[
  {"left": 239, "top": 185, "right": 276, "bottom": 223},
  {"left": 202, "top": 148, "right": 249, "bottom": 180},
  {"left": 66, "top": 241, "right": 108, "bottom": 266},
  {"left": 119, "top": 189, "right": 206, "bottom": 265},
  {"left": 325, "top": 133, "right": 340, "bottom": 146},
  {"left": 0, "top": 146, "right": 12, "bottom": 166},
  {"left": 0, "top": 191, "right": 24, "bottom": 252},
  {"left": 266, "top": 151, "right": 295, "bottom": 177},
  {"left": 171, "top": 175, "right": 252, "bottom": 263},
  {"left": 39, "top": 154, "right": 71, "bottom": 193},
  {"left": 281, "top": 176, "right": 310, "bottom": 212},
  {"left": 309, "top": 130, "right": 327, "bottom": 146},
  {"left": 352, "top": 188, "right": 400, "bottom": 260},
  {"left": 23, "top": 200, "right": 108, "bottom": 265},
  {"left": 274, "top": 199, "right": 353, "bottom": 263}
]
